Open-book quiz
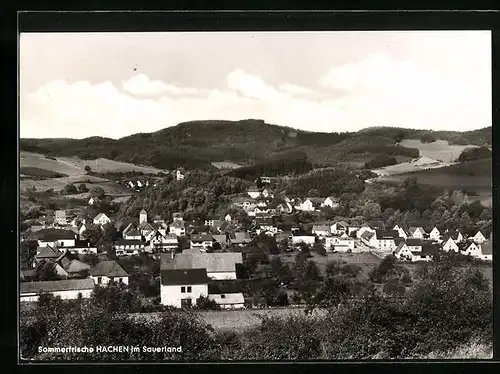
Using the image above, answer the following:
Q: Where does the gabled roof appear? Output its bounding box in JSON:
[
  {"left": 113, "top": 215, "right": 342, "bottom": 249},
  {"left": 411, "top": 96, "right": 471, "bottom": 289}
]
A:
[
  {"left": 305, "top": 197, "right": 324, "bottom": 204},
  {"left": 190, "top": 234, "right": 213, "bottom": 242},
  {"left": 171, "top": 220, "right": 185, "bottom": 229},
  {"left": 312, "top": 225, "right": 329, "bottom": 231},
  {"left": 36, "top": 246, "right": 62, "bottom": 259},
  {"left": 35, "top": 229, "right": 76, "bottom": 241},
  {"left": 172, "top": 212, "right": 184, "bottom": 219},
  {"left": 160, "top": 268, "right": 208, "bottom": 286},
  {"left": 375, "top": 230, "right": 398, "bottom": 239},
  {"left": 443, "top": 231, "right": 462, "bottom": 241},
  {"left": 248, "top": 186, "right": 261, "bottom": 192},
  {"left": 361, "top": 231, "right": 375, "bottom": 241},
  {"left": 161, "top": 252, "right": 243, "bottom": 273},
  {"left": 292, "top": 231, "right": 315, "bottom": 237},
  {"left": 394, "top": 242, "right": 409, "bottom": 254},
  {"left": 422, "top": 243, "right": 439, "bottom": 255},
  {"left": 405, "top": 238, "right": 424, "bottom": 246},
  {"left": 90, "top": 260, "right": 129, "bottom": 277},
  {"left": 212, "top": 234, "right": 227, "bottom": 243},
  {"left": 230, "top": 232, "right": 251, "bottom": 244},
  {"left": 94, "top": 213, "right": 110, "bottom": 221},
  {"left": 138, "top": 221, "right": 155, "bottom": 231},
  {"left": 140, "top": 209, "right": 147, "bottom": 214},
  {"left": 20, "top": 278, "right": 95, "bottom": 294},
  {"left": 65, "top": 259, "right": 91, "bottom": 273},
  {"left": 125, "top": 229, "right": 141, "bottom": 237},
  {"left": 334, "top": 221, "right": 348, "bottom": 228}
]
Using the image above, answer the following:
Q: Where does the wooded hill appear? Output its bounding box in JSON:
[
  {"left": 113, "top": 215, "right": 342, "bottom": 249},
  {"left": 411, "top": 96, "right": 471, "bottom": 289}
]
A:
[{"left": 20, "top": 119, "right": 492, "bottom": 170}]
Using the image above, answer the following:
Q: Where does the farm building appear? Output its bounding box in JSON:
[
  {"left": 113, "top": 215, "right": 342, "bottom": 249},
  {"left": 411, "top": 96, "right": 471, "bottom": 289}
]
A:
[
  {"left": 93, "top": 213, "right": 111, "bottom": 226},
  {"left": 20, "top": 278, "right": 95, "bottom": 302},
  {"left": 208, "top": 293, "right": 245, "bottom": 309},
  {"left": 90, "top": 260, "right": 129, "bottom": 286},
  {"left": 160, "top": 252, "right": 242, "bottom": 280},
  {"left": 291, "top": 232, "right": 316, "bottom": 245}
]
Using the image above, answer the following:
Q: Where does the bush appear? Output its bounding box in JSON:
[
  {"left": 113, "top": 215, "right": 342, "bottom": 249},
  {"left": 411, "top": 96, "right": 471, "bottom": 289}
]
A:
[
  {"left": 365, "top": 154, "right": 397, "bottom": 169},
  {"left": 457, "top": 147, "right": 492, "bottom": 162},
  {"left": 195, "top": 295, "right": 221, "bottom": 310},
  {"left": 420, "top": 132, "right": 436, "bottom": 143}
]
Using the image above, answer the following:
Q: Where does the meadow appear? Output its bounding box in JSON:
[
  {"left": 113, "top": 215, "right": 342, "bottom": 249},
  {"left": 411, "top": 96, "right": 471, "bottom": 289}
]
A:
[{"left": 399, "top": 139, "right": 477, "bottom": 163}]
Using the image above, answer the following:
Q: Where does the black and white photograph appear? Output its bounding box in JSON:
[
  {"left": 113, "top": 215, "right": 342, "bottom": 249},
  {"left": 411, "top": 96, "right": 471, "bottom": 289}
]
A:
[{"left": 19, "top": 28, "right": 493, "bottom": 361}]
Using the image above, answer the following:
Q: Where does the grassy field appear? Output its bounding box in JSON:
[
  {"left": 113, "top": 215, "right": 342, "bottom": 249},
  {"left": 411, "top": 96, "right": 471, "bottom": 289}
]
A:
[
  {"left": 20, "top": 152, "right": 165, "bottom": 176},
  {"left": 20, "top": 167, "right": 69, "bottom": 179},
  {"left": 276, "top": 251, "right": 381, "bottom": 279},
  {"left": 372, "top": 156, "right": 456, "bottom": 177},
  {"left": 399, "top": 139, "right": 477, "bottom": 163},
  {"left": 211, "top": 161, "right": 244, "bottom": 170}
]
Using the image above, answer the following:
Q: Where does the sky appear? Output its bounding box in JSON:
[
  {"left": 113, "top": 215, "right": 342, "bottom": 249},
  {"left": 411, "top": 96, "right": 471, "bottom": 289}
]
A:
[{"left": 19, "top": 31, "right": 492, "bottom": 139}]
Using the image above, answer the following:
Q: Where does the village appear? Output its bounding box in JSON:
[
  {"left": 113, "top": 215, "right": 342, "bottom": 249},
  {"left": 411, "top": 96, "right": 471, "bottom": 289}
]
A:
[{"left": 19, "top": 171, "right": 492, "bottom": 310}]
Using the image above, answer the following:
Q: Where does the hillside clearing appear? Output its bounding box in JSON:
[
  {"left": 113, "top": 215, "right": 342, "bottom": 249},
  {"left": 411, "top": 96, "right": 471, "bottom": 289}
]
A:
[
  {"left": 399, "top": 139, "right": 477, "bottom": 163},
  {"left": 372, "top": 156, "right": 456, "bottom": 176},
  {"left": 211, "top": 161, "right": 244, "bottom": 170},
  {"left": 20, "top": 151, "right": 166, "bottom": 176}
]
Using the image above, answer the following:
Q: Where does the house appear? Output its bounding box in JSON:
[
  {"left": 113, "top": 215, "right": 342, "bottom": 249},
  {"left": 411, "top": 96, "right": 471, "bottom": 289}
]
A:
[
  {"left": 208, "top": 293, "right": 245, "bottom": 309},
  {"left": 405, "top": 238, "right": 424, "bottom": 252},
  {"left": 232, "top": 196, "right": 257, "bottom": 210},
  {"left": 247, "top": 186, "right": 261, "bottom": 199},
  {"left": 160, "top": 268, "right": 208, "bottom": 308},
  {"left": 161, "top": 252, "right": 243, "bottom": 280},
  {"left": 479, "top": 241, "right": 492, "bottom": 261},
  {"left": 93, "top": 213, "right": 111, "bottom": 226},
  {"left": 460, "top": 242, "right": 482, "bottom": 258},
  {"left": 429, "top": 227, "right": 441, "bottom": 241},
  {"left": 169, "top": 220, "right": 186, "bottom": 237},
  {"left": 325, "top": 236, "right": 355, "bottom": 252},
  {"left": 90, "top": 260, "right": 130, "bottom": 286},
  {"left": 291, "top": 232, "right": 316, "bottom": 246},
  {"left": 321, "top": 196, "right": 340, "bottom": 209},
  {"left": 151, "top": 232, "right": 178, "bottom": 252},
  {"left": 356, "top": 226, "right": 375, "bottom": 239},
  {"left": 128, "top": 181, "right": 135, "bottom": 188},
  {"left": 59, "top": 239, "right": 98, "bottom": 254},
  {"left": 176, "top": 170, "right": 185, "bottom": 181},
  {"left": 172, "top": 212, "right": 184, "bottom": 222},
  {"left": 443, "top": 230, "right": 463, "bottom": 243},
  {"left": 20, "top": 268, "right": 36, "bottom": 282},
  {"left": 88, "top": 197, "right": 97, "bottom": 206},
  {"left": 294, "top": 198, "right": 323, "bottom": 212},
  {"left": 190, "top": 234, "right": 214, "bottom": 251},
  {"left": 471, "top": 231, "right": 487, "bottom": 244},
  {"left": 393, "top": 243, "right": 417, "bottom": 262},
  {"left": 442, "top": 237, "right": 459, "bottom": 252},
  {"left": 122, "top": 223, "right": 137, "bottom": 238},
  {"left": 35, "top": 229, "right": 77, "bottom": 248},
  {"left": 34, "top": 246, "right": 63, "bottom": 267},
  {"left": 54, "top": 210, "right": 67, "bottom": 225},
  {"left": 360, "top": 231, "right": 377, "bottom": 248},
  {"left": 331, "top": 221, "right": 348, "bottom": 236},
  {"left": 204, "top": 216, "right": 220, "bottom": 227},
  {"left": 312, "top": 225, "right": 330, "bottom": 237},
  {"left": 374, "top": 230, "right": 399, "bottom": 250},
  {"left": 227, "top": 232, "right": 252, "bottom": 246},
  {"left": 408, "top": 227, "right": 426, "bottom": 239},
  {"left": 224, "top": 214, "right": 232, "bottom": 222},
  {"left": 138, "top": 221, "right": 156, "bottom": 239},
  {"left": 20, "top": 278, "right": 95, "bottom": 302},
  {"left": 60, "top": 258, "right": 91, "bottom": 278},
  {"left": 113, "top": 239, "right": 145, "bottom": 256}
]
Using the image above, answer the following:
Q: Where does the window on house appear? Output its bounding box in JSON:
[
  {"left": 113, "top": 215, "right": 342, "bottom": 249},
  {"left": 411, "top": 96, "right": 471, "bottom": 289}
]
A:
[
  {"left": 187, "top": 286, "right": 192, "bottom": 293},
  {"left": 97, "top": 277, "right": 102, "bottom": 284},
  {"left": 181, "top": 286, "right": 186, "bottom": 293},
  {"left": 119, "top": 278, "right": 123, "bottom": 283},
  {"left": 221, "top": 294, "right": 225, "bottom": 299}
]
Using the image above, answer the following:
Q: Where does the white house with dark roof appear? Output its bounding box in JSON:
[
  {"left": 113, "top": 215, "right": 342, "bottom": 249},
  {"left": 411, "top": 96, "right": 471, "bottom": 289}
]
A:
[
  {"left": 392, "top": 225, "right": 408, "bottom": 240},
  {"left": 357, "top": 226, "right": 375, "bottom": 239},
  {"left": 393, "top": 242, "right": 417, "bottom": 262},
  {"left": 325, "top": 236, "right": 354, "bottom": 252},
  {"left": 54, "top": 210, "right": 68, "bottom": 226},
  {"left": 160, "top": 268, "right": 208, "bottom": 308},
  {"left": 139, "top": 209, "right": 148, "bottom": 224},
  {"left": 479, "top": 241, "right": 492, "bottom": 261},
  {"left": 93, "top": 213, "right": 111, "bottom": 226},
  {"left": 208, "top": 293, "right": 245, "bottom": 309},
  {"left": 460, "top": 242, "right": 482, "bottom": 258},
  {"left": 405, "top": 239, "right": 424, "bottom": 252},
  {"left": 360, "top": 231, "right": 377, "bottom": 248},
  {"left": 20, "top": 278, "right": 95, "bottom": 302},
  {"left": 90, "top": 260, "right": 130, "bottom": 286},
  {"left": 443, "top": 230, "right": 463, "bottom": 243},
  {"left": 169, "top": 220, "right": 186, "bottom": 237},
  {"left": 124, "top": 228, "right": 142, "bottom": 241},
  {"left": 247, "top": 186, "right": 261, "bottom": 199},
  {"left": 113, "top": 239, "right": 145, "bottom": 256},
  {"left": 291, "top": 232, "right": 316, "bottom": 246}
]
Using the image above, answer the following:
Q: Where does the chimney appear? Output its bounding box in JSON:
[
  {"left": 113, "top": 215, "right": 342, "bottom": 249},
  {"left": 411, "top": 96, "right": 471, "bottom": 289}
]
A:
[{"left": 171, "top": 251, "right": 174, "bottom": 259}]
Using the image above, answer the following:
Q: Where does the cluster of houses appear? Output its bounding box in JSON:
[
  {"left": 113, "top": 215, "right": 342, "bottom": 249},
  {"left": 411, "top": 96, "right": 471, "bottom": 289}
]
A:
[{"left": 357, "top": 224, "right": 492, "bottom": 262}]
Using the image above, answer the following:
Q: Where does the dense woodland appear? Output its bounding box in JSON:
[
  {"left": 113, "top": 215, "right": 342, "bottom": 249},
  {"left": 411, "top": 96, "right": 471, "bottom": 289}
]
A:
[{"left": 20, "top": 120, "right": 491, "bottom": 170}]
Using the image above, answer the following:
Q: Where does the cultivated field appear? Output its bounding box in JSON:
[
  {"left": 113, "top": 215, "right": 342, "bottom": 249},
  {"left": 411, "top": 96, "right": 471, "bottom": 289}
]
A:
[
  {"left": 20, "top": 152, "right": 165, "bottom": 176},
  {"left": 399, "top": 139, "right": 477, "bottom": 163},
  {"left": 211, "top": 161, "right": 244, "bottom": 170},
  {"left": 372, "top": 156, "right": 456, "bottom": 177}
]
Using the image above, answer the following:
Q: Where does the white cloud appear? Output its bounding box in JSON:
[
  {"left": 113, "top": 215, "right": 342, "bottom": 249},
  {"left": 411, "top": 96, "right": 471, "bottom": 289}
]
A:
[
  {"left": 20, "top": 58, "right": 491, "bottom": 140},
  {"left": 122, "top": 74, "right": 202, "bottom": 96}
]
